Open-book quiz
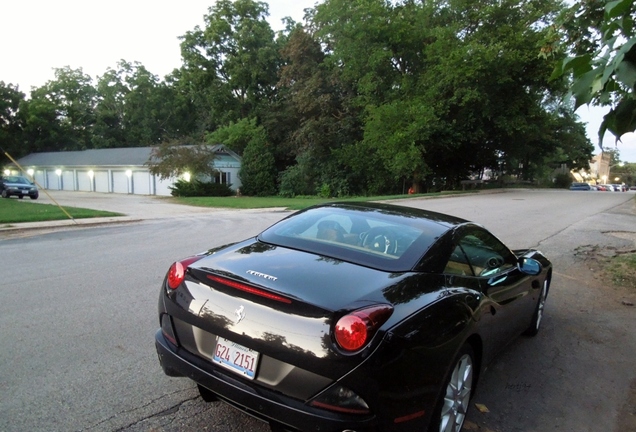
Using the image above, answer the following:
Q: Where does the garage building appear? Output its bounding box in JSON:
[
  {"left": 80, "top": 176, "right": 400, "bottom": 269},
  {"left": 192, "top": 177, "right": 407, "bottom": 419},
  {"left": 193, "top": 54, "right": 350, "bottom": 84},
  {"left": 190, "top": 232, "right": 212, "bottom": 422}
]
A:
[{"left": 5, "top": 145, "right": 241, "bottom": 196}]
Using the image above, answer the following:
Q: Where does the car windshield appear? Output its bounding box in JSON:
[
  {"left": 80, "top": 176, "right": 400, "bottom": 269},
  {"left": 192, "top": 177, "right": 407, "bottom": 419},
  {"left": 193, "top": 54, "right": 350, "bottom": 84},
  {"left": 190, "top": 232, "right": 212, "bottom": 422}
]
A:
[
  {"left": 258, "top": 205, "right": 451, "bottom": 272},
  {"left": 4, "top": 176, "right": 30, "bottom": 184}
]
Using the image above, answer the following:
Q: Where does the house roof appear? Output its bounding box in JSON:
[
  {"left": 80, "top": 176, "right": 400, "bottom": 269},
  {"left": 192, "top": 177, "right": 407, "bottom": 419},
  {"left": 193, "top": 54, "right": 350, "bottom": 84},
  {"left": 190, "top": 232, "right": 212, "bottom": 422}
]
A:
[{"left": 15, "top": 145, "right": 240, "bottom": 168}]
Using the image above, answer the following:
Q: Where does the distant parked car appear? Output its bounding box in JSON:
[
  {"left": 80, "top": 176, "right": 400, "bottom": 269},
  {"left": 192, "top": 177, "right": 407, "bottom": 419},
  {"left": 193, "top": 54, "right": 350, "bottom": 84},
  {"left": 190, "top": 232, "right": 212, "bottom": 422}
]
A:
[
  {"left": 0, "top": 175, "right": 39, "bottom": 199},
  {"left": 569, "top": 182, "right": 593, "bottom": 191},
  {"left": 630, "top": 185, "right": 636, "bottom": 191},
  {"left": 600, "top": 184, "right": 615, "bottom": 191},
  {"left": 612, "top": 184, "right": 626, "bottom": 192}
]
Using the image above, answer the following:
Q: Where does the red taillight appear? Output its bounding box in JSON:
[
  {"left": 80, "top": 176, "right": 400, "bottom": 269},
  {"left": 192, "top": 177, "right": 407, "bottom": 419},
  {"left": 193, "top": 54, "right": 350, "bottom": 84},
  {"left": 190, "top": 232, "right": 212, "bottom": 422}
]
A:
[
  {"left": 334, "top": 305, "right": 393, "bottom": 352},
  {"left": 166, "top": 256, "right": 204, "bottom": 290}
]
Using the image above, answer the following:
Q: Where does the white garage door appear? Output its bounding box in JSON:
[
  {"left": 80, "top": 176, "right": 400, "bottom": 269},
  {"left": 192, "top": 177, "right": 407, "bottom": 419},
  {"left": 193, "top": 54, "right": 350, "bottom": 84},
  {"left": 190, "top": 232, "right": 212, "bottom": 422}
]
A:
[
  {"left": 155, "top": 176, "right": 174, "bottom": 196},
  {"left": 132, "top": 171, "right": 150, "bottom": 195},
  {"left": 112, "top": 171, "right": 129, "bottom": 194},
  {"left": 33, "top": 171, "right": 46, "bottom": 189},
  {"left": 94, "top": 171, "right": 109, "bottom": 193},
  {"left": 77, "top": 172, "right": 91, "bottom": 191},
  {"left": 47, "top": 172, "right": 60, "bottom": 190},
  {"left": 62, "top": 171, "right": 75, "bottom": 191}
]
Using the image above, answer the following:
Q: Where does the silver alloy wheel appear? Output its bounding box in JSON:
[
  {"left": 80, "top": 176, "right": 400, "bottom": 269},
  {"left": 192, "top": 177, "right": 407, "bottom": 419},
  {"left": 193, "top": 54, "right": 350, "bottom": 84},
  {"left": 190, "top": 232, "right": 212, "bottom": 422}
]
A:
[
  {"left": 534, "top": 281, "right": 548, "bottom": 331},
  {"left": 439, "top": 353, "right": 473, "bottom": 432}
]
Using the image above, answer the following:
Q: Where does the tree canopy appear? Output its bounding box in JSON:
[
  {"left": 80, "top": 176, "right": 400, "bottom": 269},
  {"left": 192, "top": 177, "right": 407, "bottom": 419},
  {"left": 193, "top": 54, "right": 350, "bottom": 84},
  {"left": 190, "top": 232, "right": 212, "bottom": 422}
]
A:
[
  {"left": 549, "top": 0, "right": 636, "bottom": 145},
  {"left": 2, "top": 0, "right": 596, "bottom": 195}
]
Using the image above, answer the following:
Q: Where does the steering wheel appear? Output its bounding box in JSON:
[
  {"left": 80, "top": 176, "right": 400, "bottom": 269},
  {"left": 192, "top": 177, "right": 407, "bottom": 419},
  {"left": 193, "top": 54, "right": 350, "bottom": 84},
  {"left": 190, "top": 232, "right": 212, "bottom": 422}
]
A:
[
  {"left": 362, "top": 227, "right": 398, "bottom": 254},
  {"left": 486, "top": 256, "right": 503, "bottom": 269}
]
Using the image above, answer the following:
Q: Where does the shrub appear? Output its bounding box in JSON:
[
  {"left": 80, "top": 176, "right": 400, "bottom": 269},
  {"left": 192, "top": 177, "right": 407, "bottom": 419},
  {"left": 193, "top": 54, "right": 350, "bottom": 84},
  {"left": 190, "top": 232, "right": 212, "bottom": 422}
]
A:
[
  {"left": 318, "top": 183, "right": 331, "bottom": 198},
  {"left": 553, "top": 173, "right": 572, "bottom": 189},
  {"left": 170, "top": 179, "right": 233, "bottom": 197},
  {"left": 279, "top": 159, "right": 317, "bottom": 197}
]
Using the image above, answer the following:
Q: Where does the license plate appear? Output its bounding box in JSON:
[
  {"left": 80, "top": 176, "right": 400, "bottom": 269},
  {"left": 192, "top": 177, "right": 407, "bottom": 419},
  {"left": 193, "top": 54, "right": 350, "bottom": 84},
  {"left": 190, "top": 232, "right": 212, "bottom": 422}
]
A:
[{"left": 212, "top": 337, "right": 259, "bottom": 380}]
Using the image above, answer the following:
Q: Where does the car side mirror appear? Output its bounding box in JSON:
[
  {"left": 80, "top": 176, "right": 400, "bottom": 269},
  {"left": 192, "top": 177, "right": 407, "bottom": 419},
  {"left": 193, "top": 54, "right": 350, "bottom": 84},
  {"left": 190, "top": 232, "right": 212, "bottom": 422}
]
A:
[{"left": 518, "top": 257, "right": 542, "bottom": 275}]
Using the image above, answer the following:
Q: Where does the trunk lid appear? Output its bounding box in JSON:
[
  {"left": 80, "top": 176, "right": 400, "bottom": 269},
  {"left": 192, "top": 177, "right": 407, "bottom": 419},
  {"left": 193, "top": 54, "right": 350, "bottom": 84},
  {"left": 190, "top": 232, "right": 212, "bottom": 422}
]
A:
[
  {"left": 192, "top": 239, "right": 396, "bottom": 310},
  {"left": 171, "top": 239, "right": 404, "bottom": 379}
]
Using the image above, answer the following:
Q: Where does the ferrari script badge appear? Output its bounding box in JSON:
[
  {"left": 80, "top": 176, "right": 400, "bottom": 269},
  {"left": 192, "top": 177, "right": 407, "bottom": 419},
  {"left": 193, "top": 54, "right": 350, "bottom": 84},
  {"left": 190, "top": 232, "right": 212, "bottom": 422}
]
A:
[{"left": 246, "top": 270, "right": 278, "bottom": 281}]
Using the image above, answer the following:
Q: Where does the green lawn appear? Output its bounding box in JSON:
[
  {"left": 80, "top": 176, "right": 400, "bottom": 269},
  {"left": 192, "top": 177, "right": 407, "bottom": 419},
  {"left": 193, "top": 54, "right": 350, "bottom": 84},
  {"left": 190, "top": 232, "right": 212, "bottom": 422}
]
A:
[
  {"left": 0, "top": 198, "right": 122, "bottom": 225},
  {"left": 175, "top": 191, "right": 470, "bottom": 210},
  {"left": 0, "top": 190, "right": 469, "bottom": 225}
]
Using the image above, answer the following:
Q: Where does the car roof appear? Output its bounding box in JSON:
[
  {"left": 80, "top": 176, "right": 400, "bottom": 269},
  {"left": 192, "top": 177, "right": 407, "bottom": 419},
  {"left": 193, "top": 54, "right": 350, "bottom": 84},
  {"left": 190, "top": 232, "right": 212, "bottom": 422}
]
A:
[
  {"left": 259, "top": 202, "right": 469, "bottom": 272},
  {"left": 321, "top": 201, "right": 469, "bottom": 227}
]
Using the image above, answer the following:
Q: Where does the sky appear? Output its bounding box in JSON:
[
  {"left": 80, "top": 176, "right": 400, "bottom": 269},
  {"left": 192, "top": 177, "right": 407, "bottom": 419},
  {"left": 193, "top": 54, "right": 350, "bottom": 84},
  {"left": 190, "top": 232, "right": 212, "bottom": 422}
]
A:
[{"left": 1, "top": 0, "right": 635, "bottom": 163}]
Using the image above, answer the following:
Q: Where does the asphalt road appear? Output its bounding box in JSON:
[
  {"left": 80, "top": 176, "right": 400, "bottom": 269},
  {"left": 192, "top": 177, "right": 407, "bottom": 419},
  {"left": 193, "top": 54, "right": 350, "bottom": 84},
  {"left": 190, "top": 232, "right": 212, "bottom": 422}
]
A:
[{"left": 0, "top": 189, "right": 634, "bottom": 432}]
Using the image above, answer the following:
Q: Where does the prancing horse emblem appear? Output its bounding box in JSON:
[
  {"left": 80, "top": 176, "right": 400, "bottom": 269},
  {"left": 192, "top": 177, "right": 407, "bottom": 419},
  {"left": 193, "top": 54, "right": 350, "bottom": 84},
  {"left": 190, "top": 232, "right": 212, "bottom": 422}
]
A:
[{"left": 234, "top": 305, "right": 245, "bottom": 324}]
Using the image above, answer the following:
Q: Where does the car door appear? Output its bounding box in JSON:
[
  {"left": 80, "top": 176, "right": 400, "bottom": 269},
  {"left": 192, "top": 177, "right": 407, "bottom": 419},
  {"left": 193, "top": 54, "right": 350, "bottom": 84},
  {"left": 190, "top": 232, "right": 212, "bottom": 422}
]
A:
[{"left": 446, "top": 227, "right": 536, "bottom": 354}]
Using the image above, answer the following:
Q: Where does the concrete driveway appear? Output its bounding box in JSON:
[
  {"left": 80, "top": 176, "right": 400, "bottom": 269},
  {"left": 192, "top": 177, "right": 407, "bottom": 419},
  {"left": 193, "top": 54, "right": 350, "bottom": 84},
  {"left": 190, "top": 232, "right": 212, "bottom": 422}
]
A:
[
  {"left": 1, "top": 190, "right": 265, "bottom": 232},
  {"left": 36, "top": 190, "right": 228, "bottom": 218}
]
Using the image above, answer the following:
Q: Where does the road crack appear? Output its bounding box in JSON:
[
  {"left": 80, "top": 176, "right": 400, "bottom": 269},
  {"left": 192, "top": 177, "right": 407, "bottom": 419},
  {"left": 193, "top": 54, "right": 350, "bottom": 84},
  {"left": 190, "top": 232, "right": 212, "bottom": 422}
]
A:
[{"left": 79, "top": 388, "right": 197, "bottom": 432}]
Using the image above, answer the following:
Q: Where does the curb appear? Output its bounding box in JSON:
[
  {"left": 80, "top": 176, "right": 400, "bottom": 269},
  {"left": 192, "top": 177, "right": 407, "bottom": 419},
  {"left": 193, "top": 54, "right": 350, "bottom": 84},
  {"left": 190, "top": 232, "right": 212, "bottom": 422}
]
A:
[{"left": 0, "top": 216, "right": 141, "bottom": 233}]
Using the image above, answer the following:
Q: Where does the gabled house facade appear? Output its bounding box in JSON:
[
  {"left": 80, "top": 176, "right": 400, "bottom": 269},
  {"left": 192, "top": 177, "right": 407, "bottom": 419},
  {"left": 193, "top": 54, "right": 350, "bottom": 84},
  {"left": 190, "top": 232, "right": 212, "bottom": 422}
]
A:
[{"left": 3, "top": 145, "right": 241, "bottom": 196}]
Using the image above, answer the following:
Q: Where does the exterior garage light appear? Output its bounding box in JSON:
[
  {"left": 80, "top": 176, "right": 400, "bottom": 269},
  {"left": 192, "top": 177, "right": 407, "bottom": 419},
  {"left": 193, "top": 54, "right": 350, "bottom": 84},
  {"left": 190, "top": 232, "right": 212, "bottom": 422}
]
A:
[
  {"left": 55, "top": 169, "right": 62, "bottom": 176},
  {"left": 3, "top": 169, "right": 9, "bottom": 176},
  {"left": 88, "top": 170, "right": 94, "bottom": 179},
  {"left": 183, "top": 172, "right": 191, "bottom": 182},
  {"left": 125, "top": 169, "right": 132, "bottom": 177},
  {"left": 27, "top": 169, "right": 34, "bottom": 176}
]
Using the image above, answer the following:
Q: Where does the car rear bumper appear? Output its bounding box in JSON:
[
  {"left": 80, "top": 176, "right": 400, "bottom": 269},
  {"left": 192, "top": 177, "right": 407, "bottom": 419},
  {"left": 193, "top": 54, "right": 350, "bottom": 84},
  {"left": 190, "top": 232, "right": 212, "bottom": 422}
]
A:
[{"left": 155, "top": 330, "right": 378, "bottom": 432}]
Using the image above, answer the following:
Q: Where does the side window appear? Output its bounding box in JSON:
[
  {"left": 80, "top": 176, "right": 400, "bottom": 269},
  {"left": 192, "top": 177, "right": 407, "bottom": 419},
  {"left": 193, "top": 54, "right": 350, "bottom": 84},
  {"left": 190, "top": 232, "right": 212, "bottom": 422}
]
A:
[
  {"left": 450, "top": 229, "right": 517, "bottom": 277},
  {"left": 444, "top": 245, "right": 475, "bottom": 276}
]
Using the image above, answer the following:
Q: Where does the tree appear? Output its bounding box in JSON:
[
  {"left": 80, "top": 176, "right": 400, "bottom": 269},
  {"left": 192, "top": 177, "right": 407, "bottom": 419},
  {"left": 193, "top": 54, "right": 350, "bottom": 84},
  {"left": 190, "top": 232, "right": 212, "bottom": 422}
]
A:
[
  {"left": 239, "top": 137, "right": 277, "bottom": 196},
  {"left": 20, "top": 88, "right": 65, "bottom": 154},
  {"left": 610, "top": 161, "right": 635, "bottom": 185},
  {"left": 178, "top": 0, "right": 281, "bottom": 127},
  {"left": 93, "top": 65, "right": 128, "bottom": 148},
  {"left": 0, "top": 82, "right": 26, "bottom": 158},
  {"left": 118, "top": 62, "right": 164, "bottom": 145},
  {"left": 26, "top": 67, "right": 97, "bottom": 151},
  {"left": 206, "top": 117, "right": 260, "bottom": 155},
  {"left": 310, "top": 0, "right": 574, "bottom": 191},
  {"left": 276, "top": 26, "right": 363, "bottom": 195},
  {"left": 146, "top": 142, "right": 218, "bottom": 180},
  {"left": 208, "top": 118, "right": 277, "bottom": 195},
  {"left": 549, "top": 0, "right": 636, "bottom": 145},
  {"left": 94, "top": 61, "right": 199, "bottom": 148}
]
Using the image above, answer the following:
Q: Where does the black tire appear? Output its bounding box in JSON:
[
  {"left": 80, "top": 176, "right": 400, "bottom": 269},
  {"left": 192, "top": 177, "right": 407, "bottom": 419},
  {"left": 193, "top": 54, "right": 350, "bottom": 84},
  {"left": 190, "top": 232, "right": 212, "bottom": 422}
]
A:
[
  {"left": 524, "top": 277, "right": 549, "bottom": 337},
  {"left": 30, "top": 193, "right": 39, "bottom": 200},
  {"left": 18, "top": 195, "right": 24, "bottom": 199},
  {"left": 1, "top": 190, "right": 8, "bottom": 198},
  {"left": 429, "top": 344, "right": 475, "bottom": 432}
]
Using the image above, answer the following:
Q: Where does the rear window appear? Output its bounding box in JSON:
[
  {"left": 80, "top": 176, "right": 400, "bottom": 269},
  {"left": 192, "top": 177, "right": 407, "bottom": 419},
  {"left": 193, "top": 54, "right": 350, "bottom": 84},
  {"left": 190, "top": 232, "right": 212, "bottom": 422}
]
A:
[{"left": 258, "top": 206, "right": 448, "bottom": 272}]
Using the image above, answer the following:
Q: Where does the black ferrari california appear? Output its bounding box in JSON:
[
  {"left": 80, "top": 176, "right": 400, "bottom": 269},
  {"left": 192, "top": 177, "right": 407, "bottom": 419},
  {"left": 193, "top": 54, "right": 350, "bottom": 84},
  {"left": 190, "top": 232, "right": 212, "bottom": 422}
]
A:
[{"left": 155, "top": 202, "right": 551, "bottom": 432}]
